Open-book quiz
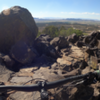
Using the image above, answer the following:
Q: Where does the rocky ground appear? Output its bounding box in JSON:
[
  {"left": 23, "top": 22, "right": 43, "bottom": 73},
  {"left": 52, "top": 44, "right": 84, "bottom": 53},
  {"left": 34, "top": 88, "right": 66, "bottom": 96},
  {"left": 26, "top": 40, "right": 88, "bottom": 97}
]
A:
[{"left": 0, "top": 41, "right": 100, "bottom": 100}]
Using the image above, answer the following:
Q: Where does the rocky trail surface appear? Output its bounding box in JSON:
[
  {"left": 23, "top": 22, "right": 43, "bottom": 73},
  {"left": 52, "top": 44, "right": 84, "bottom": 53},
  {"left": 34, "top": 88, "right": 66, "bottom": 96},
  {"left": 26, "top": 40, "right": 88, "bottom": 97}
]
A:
[{"left": 0, "top": 43, "right": 100, "bottom": 100}]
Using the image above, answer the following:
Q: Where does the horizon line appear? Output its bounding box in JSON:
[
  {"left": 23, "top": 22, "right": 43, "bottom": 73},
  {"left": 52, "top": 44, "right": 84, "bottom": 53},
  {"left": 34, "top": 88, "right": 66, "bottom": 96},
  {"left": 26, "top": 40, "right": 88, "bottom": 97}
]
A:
[{"left": 34, "top": 17, "right": 100, "bottom": 21}]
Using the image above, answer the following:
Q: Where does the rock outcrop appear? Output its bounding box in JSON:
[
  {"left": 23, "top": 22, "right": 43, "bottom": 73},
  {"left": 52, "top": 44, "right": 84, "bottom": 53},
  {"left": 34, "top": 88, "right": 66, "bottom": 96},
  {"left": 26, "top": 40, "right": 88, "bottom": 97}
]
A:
[
  {"left": 34, "top": 34, "right": 59, "bottom": 58},
  {"left": 67, "top": 33, "right": 79, "bottom": 44},
  {"left": 50, "top": 36, "right": 69, "bottom": 51}
]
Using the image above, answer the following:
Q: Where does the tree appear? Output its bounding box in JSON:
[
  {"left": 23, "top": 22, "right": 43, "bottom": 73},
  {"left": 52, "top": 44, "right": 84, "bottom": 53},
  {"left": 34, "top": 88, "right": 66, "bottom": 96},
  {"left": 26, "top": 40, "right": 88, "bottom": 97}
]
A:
[
  {"left": 59, "top": 30, "right": 67, "bottom": 36},
  {"left": 42, "top": 26, "right": 59, "bottom": 37},
  {"left": 37, "top": 31, "right": 42, "bottom": 37},
  {"left": 59, "top": 26, "right": 66, "bottom": 31},
  {"left": 66, "top": 28, "right": 83, "bottom": 36},
  {"left": 39, "top": 26, "right": 83, "bottom": 38}
]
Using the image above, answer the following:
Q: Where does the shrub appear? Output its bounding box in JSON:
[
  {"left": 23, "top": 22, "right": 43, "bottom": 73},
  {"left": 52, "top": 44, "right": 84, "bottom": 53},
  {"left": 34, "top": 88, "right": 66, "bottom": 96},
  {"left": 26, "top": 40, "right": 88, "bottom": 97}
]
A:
[
  {"left": 42, "top": 26, "right": 59, "bottom": 37},
  {"left": 37, "top": 26, "right": 83, "bottom": 37}
]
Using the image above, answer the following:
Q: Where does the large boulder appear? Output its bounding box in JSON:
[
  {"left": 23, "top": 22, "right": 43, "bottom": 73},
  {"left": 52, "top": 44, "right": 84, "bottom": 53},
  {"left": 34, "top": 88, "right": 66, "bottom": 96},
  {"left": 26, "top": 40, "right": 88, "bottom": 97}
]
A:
[
  {"left": 0, "top": 6, "right": 38, "bottom": 53},
  {"left": 83, "top": 31, "right": 98, "bottom": 47},
  {"left": 34, "top": 34, "right": 59, "bottom": 58},
  {"left": 67, "top": 33, "right": 79, "bottom": 44},
  {"left": 50, "top": 36, "right": 69, "bottom": 50},
  {"left": 89, "top": 31, "right": 100, "bottom": 39},
  {"left": 10, "top": 41, "right": 38, "bottom": 64}
]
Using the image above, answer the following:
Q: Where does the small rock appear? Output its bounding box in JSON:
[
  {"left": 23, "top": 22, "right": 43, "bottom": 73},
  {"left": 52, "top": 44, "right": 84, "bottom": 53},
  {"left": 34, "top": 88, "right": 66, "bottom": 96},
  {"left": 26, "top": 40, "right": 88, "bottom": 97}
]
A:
[
  {"left": 0, "top": 65, "right": 13, "bottom": 82},
  {"left": 51, "top": 63, "right": 59, "bottom": 70},
  {"left": 61, "top": 64, "right": 73, "bottom": 72},
  {"left": 10, "top": 77, "right": 32, "bottom": 83},
  {"left": 62, "top": 68, "right": 80, "bottom": 77},
  {"left": 57, "top": 58, "right": 72, "bottom": 66},
  {"left": 10, "top": 92, "right": 34, "bottom": 100},
  {"left": 20, "top": 67, "right": 38, "bottom": 73},
  {"left": 35, "top": 34, "right": 52, "bottom": 42},
  {"left": 40, "top": 64, "right": 50, "bottom": 69},
  {"left": 33, "top": 68, "right": 64, "bottom": 82},
  {"left": 15, "top": 72, "right": 33, "bottom": 77},
  {"left": 81, "top": 66, "right": 90, "bottom": 74},
  {"left": 55, "top": 46, "right": 59, "bottom": 51},
  {"left": 2, "top": 55, "right": 15, "bottom": 68}
]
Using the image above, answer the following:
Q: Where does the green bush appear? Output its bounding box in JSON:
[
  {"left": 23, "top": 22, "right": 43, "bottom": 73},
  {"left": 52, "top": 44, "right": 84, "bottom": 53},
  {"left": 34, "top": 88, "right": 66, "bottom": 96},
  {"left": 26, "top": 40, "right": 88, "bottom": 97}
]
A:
[
  {"left": 37, "top": 26, "right": 83, "bottom": 37},
  {"left": 59, "top": 26, "right": 66, "bottom": 31},
  {"left": 42, "top": 26, "right": 59, "bottom": 37},
  {"left": 59, "top": 27, "right": 83, "bottom": 36},
  {"left": 37, "top": 31, "right": 42, "bottom": 37},
  {"left": 59, "top": 30, "right": 68, "bottom": 36}
]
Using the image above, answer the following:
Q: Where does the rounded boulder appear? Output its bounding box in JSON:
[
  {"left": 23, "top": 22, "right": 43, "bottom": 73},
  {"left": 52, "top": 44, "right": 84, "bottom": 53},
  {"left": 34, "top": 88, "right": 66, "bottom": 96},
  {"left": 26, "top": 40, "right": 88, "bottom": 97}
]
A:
[{"left": 0, "top": 6, "right": 38, "bottom": 53}]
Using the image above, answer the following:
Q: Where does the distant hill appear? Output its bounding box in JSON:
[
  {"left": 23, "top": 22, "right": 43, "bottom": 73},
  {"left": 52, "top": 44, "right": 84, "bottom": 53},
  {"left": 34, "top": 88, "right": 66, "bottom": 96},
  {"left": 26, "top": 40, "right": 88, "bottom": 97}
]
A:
[
  {"left": 34, "top": 17, "right": 100, "bottom": 26},
  {"left": 34, "top": 17, "right": 100, "bottom": 22}
]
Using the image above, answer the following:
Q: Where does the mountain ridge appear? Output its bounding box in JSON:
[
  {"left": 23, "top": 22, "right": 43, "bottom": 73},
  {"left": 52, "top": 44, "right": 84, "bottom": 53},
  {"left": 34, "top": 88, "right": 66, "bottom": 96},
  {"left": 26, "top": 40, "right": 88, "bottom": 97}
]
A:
[{"left": 34, "top": 17, "right": 100, "bottom": 21}]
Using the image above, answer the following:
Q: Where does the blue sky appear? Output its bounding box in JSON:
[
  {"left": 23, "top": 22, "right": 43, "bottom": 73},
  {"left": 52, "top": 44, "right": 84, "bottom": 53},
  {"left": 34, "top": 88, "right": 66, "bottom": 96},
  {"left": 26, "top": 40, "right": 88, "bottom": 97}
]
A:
[{"left": 0, "top": 0, "right": 100, "bottom": 20}]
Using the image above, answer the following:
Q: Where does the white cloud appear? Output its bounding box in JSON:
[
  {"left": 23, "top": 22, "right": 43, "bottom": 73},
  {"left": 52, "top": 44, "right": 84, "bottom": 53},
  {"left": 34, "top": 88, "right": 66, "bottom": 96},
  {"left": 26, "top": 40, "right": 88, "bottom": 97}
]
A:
[
  {"left": 69, "top": 12, "right": 76, "bottom": 14},
  {"left": 82, "top": 12, "right": 88, "bottom": 14},
  {"left": 61, "top": 12, "right": 100, "bottom": 15}
]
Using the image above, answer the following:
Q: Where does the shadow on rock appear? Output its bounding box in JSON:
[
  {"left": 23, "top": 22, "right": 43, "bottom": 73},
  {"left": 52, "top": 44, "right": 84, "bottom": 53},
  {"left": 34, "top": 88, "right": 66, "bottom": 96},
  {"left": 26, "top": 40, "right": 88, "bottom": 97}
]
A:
[
  {"left": 2, "top": 55, "right": 22, "bottom": 72},
  {"left": 71, "top": 85, "right": 94, "bottom": 100},
  {"left": 54, "top": 84, "right": 94, "bottom": 100}
]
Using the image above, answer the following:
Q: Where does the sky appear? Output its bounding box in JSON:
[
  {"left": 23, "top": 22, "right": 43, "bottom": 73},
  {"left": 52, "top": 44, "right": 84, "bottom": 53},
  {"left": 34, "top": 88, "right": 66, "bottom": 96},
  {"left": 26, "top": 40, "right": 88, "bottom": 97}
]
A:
[{"left": 0, "top": 0, "right": 100, "bottom": 20}]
